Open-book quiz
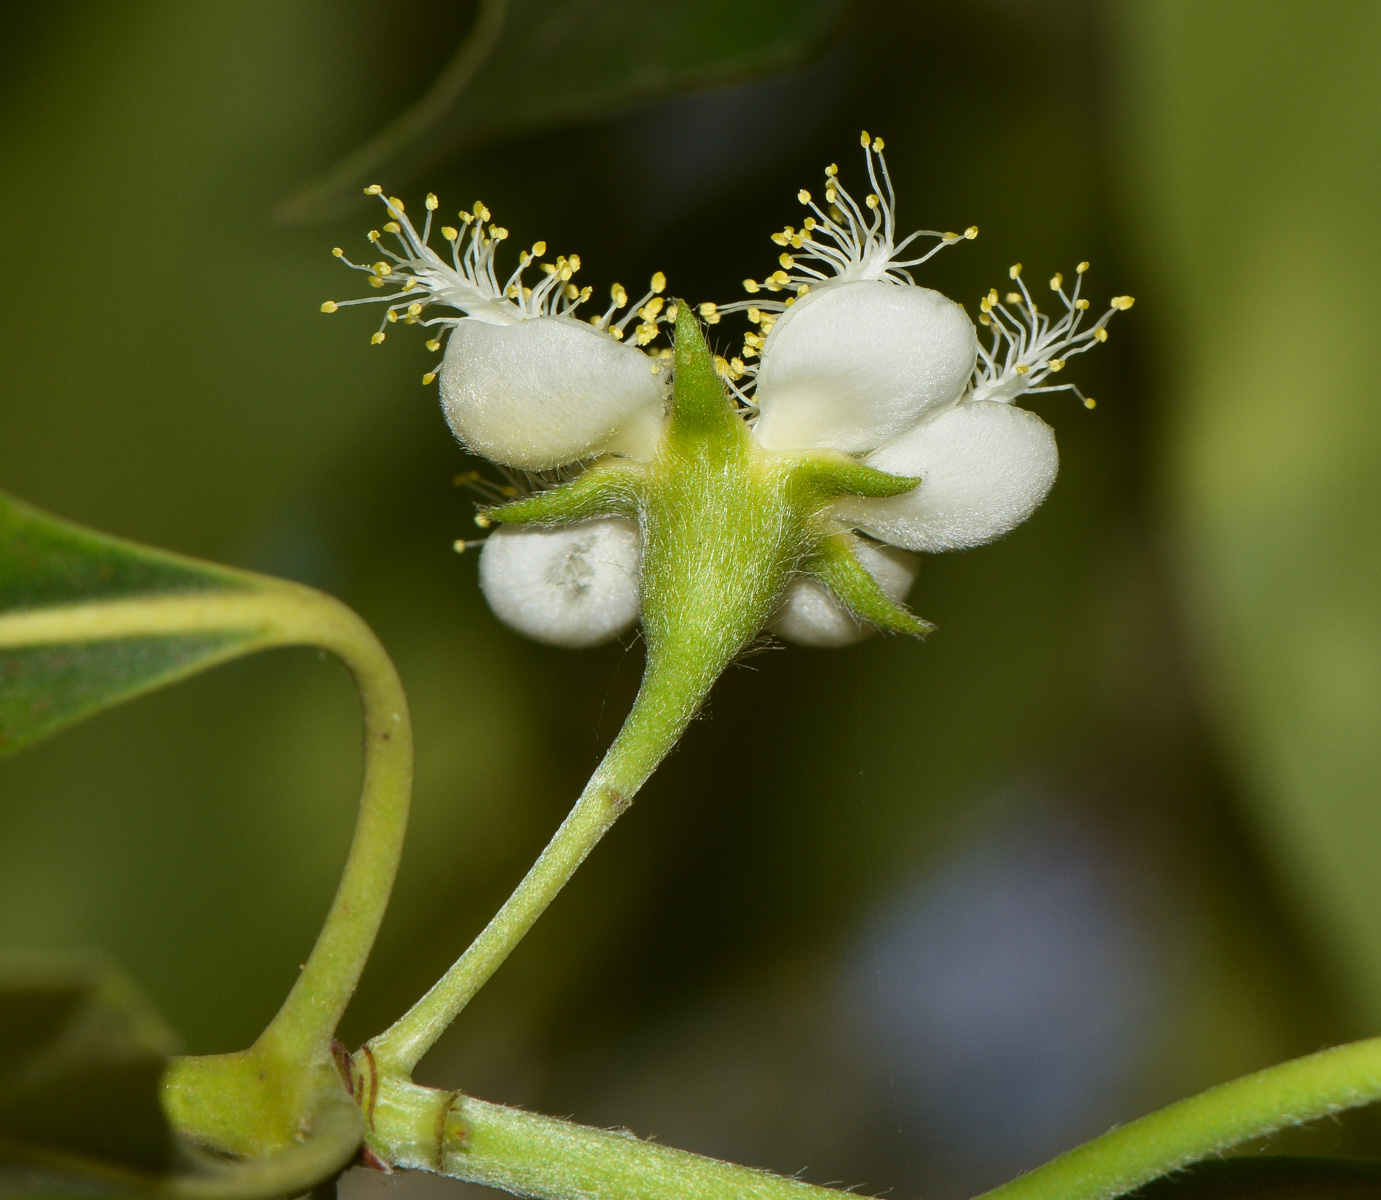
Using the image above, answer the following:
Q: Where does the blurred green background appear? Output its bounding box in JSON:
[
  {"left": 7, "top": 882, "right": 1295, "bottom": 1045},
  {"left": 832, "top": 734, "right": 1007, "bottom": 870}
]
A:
[{"left": 3, "top": 2, "right": 1381, "bottom": 1198}]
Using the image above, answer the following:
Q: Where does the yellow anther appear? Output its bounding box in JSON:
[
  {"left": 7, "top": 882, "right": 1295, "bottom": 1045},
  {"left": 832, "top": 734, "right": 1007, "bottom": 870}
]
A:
[
  {"left": 491, "top": 226, "right": 509, "bottom": 240},
  {"left": 1083, "top": 397, "right": 1097, "bottom": 409},
  {"left": 666, "top": 305, "right": 678, "bottom": 322},
  {"left": 796, "top": 283, "right": 810, "bottom": 296},
  {"left": 422, "top": 371, "right": 437, "bottom": 385},
  {"left": 714, "top": 355, "right": 730, "bottom": 376},
  {"left": 364, "top": 184, "right": 383, "bottom": 195},
  {"left": 641, "top": 296, "right": 665, "bottom": 320},
  {"left": 747, "top": 307, "right": 762, "bottom": 323},
  {"left": 569, "top": 254, "right": 581, "bottom": 271},
  {"left": 532, "top": 240, "right": 547, "bottom": 256},
  {"left": 825, "top": 163, "right": 838, "bottom": 176},
  {"left": 730, "top": 356, "right": 745, "bottom": 374},
  {"left": 866, "top": 194, "right": 880, "bottom": 209},
  {"left": 559, "top": 267, "right": 573, "bottom": 282},
  {"left": 1076, "top": 298, "right": 1090, "bottom": 310},
  {"left": 371, "top": 331, "right": 386, "bottom": 344},
  {"left": 988, "top": 288, "right": 999, "bottom": 303},
  {"left": 964, "top": 226, "right": 978, "bottom": 239},
  {"left": 1009, "top": 263, "right": 1022, "bottom": 279},
  {"left": 320, "top": 300, "right": 338, "bottom": 313},
  {"left": 368, "top": 276, "right": 385, "bottom": 288},
  {"left": 1014, "top": 363, "right": 1029, "bottom": 375},
  {"left": 771, "top": 231, "right": 789, "bottom": 246},
  {"left": 771, "top": 269, "right": 790, "bottom": 284},
  {"left": 635, "top": 322, "right": 659, "bottom": 345},
  {"left": 1111, "top": 295, "right": 1135, "bottom": 310},
  {"left": 699, "top": 301, "right": 720, "bottom": 323},
  {"left": 1048, "top": 358, "right": 1066, "bottom": 372},
  {"left": 386, "top": 310, "right": 398, "bottom": 323},
  {"left": 441, "top": 226, "right": 458, "bottom": 242},
  {"left": 1006, "top": 292, "right": 1022, "bottom": 304},
  {"left": 579, "top": 285, "right": 592, "bottom": 302},
  {"left": 331, "top": 247, "right": 344, "bottom": 257},
  {"left": 541, "top": 263, "right": 557, "bottom": 275},
  {"left": 779, "top": 253, "right": 795, "bottom": 268},
  {"left": 458, "top": 211, "right": 474, "bottom": 225},
  {"left": 650, "top": 270, "right": 667, "bottom": 294},
  {"left": 407, "top": 302, "right": 423, "bottom": 317},
  {"left": 367, "top": 230, "right": 381, "bottom": 242},
  {"left": 743, "top": 278, "right": 760, "bottom": 293},
  {"left": 425, "top": 193, "right": 438, "bottom": 211},
  {"left": 1077, "top": 261, "right": 1090, "bottom": 273},
  {"left": 979, "top": 313, "right": 992, "bottom": 326},
  {"left": 873, "top": 136, "right": 885, "bottom": 151},
  {"left": 1094, "top": 328, "right": 1108, "bottom": 342},
  {"left": 798, "top": 188, "right": 811, "bottom": 204},
  {"left": 611, "top": 327, "right": 625, "bottom": 339},
  {"left": 979, "top": 297, "right": 992, "bottom": 313},
  {"left": 473, "top": 201, "right": 490, "bottom": 220},
  {"left": 650, "top": 364, "right": 662, "bottom": 376},
  {"left": 1050, "top": 273, "right": 1064, "bottom": 291},
  {"left": 943, "top": 231, "right": 959, "bottom": 242},
  {"left": 564, "top": 283, "right": 579, "bottom": 300},
  {"left": 474, "top": 513, "right": 491, "bottom": 529},
  {"left": 825, "top": 187, "right": 838, "bottom": 205},
  {"left": 611, "top": 283, "right": 628, "bottom": 307},
  {"left": 790, "top": 235, "right": 804, "bottom": 249},
  {"left": 387, "top": 196, "right": 405, "bottom": 213},
  {"left": 425, "top": 338, "right": 441, "bottom": 352},
  {"left": 452, "top": 540, "right": 468, "bottom": 554},
  {"left": 383, "top": 221, "right": 401, "bottom": 234},
  {"left": 860, "top": 129, "right": 871, "bottom": 146},
  {"left": 784, "top": 296, "right": 797, "bottom": 306},
  {"left": 372, "top": 262, "right": 391, "bottom": 276}
]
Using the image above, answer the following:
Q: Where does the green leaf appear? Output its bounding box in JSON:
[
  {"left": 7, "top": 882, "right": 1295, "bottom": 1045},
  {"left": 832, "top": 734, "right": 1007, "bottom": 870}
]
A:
[
  {"left": 1130, "top": 1156, "right": 1381, "bottom": 1200},
  {"left": 281, "top": 0, "right": 850, "bottom": 220},
  {"left": 0, "top": 953, "right": 177, "bottom": 1178},
  {"left": 0, "top": 492, "right": 264, "bottom": 758}
]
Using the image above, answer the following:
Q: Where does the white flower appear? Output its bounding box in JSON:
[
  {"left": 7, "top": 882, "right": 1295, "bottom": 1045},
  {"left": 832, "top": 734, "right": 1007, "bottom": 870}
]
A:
[
  {"left": 328, "top": 138, "right": 1130, "bottom": 652},
  {"left": 478, "top": 519, "right": 641, "bottom": 648},
  {"left": 323, "top": 189, "right": 674, "bottom": 470},
  {"left": 716, "top": 133, "right": 1131, "bottom": 640}
]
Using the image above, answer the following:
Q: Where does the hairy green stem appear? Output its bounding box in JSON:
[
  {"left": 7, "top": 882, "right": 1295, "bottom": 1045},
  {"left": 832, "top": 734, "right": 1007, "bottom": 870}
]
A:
[
  {"left": 980, "top": 1036, "right": 1381, "bottom": 1200},
  {"left": 353, "top": 1039, "right": 1381, "bottom": 1200},
  {"left": 366, "top": 649, "right": 707, "bottom": 1076},
  {"left": 365, "top": 1075, "right": 842, "bottom": 1200}
]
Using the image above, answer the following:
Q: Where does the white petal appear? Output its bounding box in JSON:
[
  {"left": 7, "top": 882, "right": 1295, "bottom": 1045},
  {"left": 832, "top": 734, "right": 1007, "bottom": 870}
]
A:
[
  {"left": 752, "top": 280, "right": 977, "bottom": 454},
  {"left": 441, "top": 316, "right": 666, "bottom": 470},
  {"left": 479, "top": 519, "right": 641, "bottom": 648},
  {"left": 837, "top": 399, "right": 1058, "bottom": 552},
  {"left": 771, "top": 541, "right": 918, "bottom": 648}
]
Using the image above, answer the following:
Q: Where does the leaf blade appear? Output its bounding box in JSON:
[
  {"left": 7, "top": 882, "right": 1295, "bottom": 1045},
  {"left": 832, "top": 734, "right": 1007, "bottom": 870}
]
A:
[{"left": 281, "top": 0, "right": 850, "bottom": 220}]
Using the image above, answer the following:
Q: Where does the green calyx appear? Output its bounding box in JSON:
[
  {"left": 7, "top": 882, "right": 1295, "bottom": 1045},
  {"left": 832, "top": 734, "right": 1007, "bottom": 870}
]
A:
[{"left": 484, "top": 302, "right": 932, "bottom": 670}]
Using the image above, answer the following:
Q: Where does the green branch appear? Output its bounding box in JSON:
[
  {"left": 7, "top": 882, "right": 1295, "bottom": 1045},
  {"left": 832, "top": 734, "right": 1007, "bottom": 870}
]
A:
[{"left": 979, "top": 1036, "right": 1381, "bottom": 1200}]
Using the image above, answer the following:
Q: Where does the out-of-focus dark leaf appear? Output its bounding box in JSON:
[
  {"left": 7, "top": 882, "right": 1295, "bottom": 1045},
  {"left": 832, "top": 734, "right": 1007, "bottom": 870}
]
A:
[
  {"left": 0, "top": 492, "right": 264, "bottom": 757},
  {"left": 0, "top": 953, "right": 177, "bottom": 1177},
  {"left": 1131, "top": 1156, "right": 1381, "bottom": 1200},
  {"left": 281, "top": 0, "right": 851, "bottom": 221}
]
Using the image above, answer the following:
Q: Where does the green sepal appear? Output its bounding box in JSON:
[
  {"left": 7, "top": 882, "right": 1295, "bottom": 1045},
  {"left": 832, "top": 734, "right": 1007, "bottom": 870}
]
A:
[
  {"left": 482, "top": 464, "right": 640, "bottom": 528},
  {"left": 667, "top": 301, "right": 747, "bottom": 454},
  {"left": 805, "top": 533, "right": 934, "bottom": 638},
  {"left": 785, "top": 456, "right": 921, "bottom": 503}
]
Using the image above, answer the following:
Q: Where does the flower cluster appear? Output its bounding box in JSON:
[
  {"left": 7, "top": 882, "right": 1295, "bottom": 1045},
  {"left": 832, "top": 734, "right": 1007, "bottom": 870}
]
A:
[{"left": 325, "top": 135, "right": 1131, "bottom": 650}]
